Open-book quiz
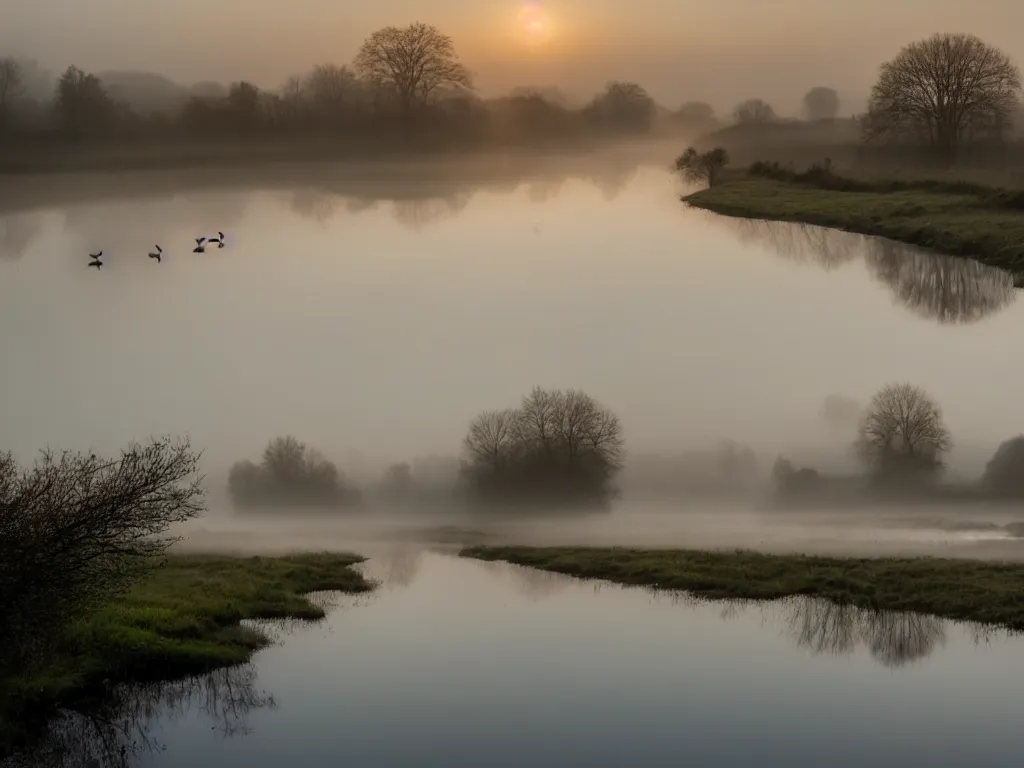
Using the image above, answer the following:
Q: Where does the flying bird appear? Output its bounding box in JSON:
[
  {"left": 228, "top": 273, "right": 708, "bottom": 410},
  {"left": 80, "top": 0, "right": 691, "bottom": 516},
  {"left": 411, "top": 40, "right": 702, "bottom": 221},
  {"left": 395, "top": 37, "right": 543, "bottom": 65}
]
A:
[
  {"left": 207, "top": 231, "right": 226, "bottom": 248},
  {"left": 192, "top": 237, "right": 206, "bottom": 254},
  {"left": 148, "top": 245, "right": 163, "bottom": 263},
  {"left": 88, "top": 252, "right": 103, "bottom": 270}
]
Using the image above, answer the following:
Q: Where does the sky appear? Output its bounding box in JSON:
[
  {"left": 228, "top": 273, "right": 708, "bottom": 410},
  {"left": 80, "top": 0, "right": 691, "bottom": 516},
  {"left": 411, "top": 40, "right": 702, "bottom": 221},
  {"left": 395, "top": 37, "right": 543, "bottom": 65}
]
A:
[{"left": 3, "top": 0, "right": 1023, "bottom": 114}]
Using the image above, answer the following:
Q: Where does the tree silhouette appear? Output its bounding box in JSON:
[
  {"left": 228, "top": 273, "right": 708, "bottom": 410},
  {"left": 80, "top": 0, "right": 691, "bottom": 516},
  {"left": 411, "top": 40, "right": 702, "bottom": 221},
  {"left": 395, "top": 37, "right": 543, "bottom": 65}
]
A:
[
  {"left": 856, "top": 382, "right": 952, "bottom": 481},
  {"left": 0, "top": 57, "right": 22, "bottom": 129},
  {"left": 354, "top": 22, "right": 471, "bottom": 122},
  {"left": 675, "top": 146, "right": 729, "bottom": 188},
  {"left": 802, "top": 87, "right": 839, "bottom": 120},
  {"left": 732, "top": 98, "right": 776, "bottom": 124},
  {"left": 982, "top": 436, "right": 1024, "bottom": 497},
  {"left": 863, "top": 33, "right": 1022, "bottom": 163},
  {"left": 54, "top": 66, "right": 113, "bottom": 137},
  {"left": 584, "top": 81, "right": 655, "bottom": 133}
]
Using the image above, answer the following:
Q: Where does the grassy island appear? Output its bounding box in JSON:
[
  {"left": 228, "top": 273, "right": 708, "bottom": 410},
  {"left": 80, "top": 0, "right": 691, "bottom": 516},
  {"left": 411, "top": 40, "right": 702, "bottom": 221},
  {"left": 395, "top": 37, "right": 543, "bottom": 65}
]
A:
[
  {"left": 1, "top": 552, "right": 372, "bottom": 755},
  {"left": 684, "top": 171, "right": 1024, "bottom": 285},
  {"left": 461, "top": 545, "right": 1024, "bottom": 629}
]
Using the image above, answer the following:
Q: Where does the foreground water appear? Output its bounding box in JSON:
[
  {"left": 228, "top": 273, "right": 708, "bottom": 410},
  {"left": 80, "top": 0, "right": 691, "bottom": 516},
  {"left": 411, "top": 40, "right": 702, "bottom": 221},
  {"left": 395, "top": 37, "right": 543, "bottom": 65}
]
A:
[
  {"left": 0, "top": 152, "right": 1021, "bottom": 478},
  {"left": 14, "top": 550, "right": 1024, "bottom": 767}
]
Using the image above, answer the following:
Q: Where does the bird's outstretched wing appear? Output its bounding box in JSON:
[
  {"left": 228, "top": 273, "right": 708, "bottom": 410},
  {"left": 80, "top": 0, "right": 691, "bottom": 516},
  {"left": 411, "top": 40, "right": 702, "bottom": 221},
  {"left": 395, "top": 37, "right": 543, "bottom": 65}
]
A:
[
  {"left": 195, "top": 237, "right": 205, "bottom": 245},
  {"left": 156, "top": 245, "right": 162, "bottom": 253},
  {"left": 218, "top": 231, "right": 224, "bottom": 240}
]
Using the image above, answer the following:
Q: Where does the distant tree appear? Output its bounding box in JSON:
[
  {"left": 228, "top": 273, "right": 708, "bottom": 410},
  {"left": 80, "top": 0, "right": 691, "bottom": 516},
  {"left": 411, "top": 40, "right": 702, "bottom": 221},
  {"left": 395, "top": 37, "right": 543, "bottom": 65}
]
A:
[
  {"left": 982, "top": 436, "right": 1024, "bottom": 496},
  {"left": 226, "top": 81, "right": 261, "bottom": 130},
  {"left": 584, "top": 81, "right": 656, "bottom": 133},
  {"left": 354, "top": 22, "right": 471, "bottom": 121},
  {"left": 228, "top": 435, "right": 355, "bottom": 508},
  {"left": 674, "top": 146, "right": 729, "bottom": 187},
  {"left": 0, "top": 57, "right": 22, "bottom": 128},
  {"left": 863, "top": 33, "right": 1022, "bottom": 163},
  {"left": 732, "top": 98, "right": 776, "bottom": 125},
  {"left": 856, "top": 383, "right": 952, "bottom": 481},
  {"left": 461, "top": 387, "right": 624, "bottom": 504},
  {"left": 54, "top": 65, "right": 114, "bottom": 137},
  {"left": 803, "top": 87, "right": 840, "bottom": 121},
  {"left": 677, "top": 101, "right": 715, "bottom": 123},
  {"left": 303, "top": 64, "right": 360, "bottom": 129},
  {"left": 0, "top": 438, "right": 204, "bottom": 670}
]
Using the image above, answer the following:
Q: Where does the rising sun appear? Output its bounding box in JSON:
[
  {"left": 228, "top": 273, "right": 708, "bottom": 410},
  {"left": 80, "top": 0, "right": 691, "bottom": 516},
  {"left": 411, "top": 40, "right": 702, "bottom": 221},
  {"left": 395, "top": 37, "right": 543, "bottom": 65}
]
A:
[{"left": 516, "top": 3, "right": 554, "bottom": 45}]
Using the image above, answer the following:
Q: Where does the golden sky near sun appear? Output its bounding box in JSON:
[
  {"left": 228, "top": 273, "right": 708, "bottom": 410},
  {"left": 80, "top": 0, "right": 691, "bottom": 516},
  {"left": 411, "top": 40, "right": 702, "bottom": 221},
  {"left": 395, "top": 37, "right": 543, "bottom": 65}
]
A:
[{"left": 2, "top": 0, "right": 1022, "bottom": 113}]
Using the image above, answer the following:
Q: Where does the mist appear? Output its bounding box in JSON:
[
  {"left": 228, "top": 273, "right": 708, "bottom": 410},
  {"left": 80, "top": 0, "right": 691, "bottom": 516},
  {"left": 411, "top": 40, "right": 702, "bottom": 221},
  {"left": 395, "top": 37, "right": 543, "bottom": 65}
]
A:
[{"left": 3, "top": 0, "right": 1023, "bottom": 115}]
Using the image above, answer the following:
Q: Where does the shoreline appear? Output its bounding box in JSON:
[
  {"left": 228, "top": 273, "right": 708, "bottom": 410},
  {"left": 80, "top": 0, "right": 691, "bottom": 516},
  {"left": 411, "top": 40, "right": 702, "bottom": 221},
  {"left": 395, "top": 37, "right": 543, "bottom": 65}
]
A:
[
  {"left": 461, "top": 545, "right": 1024, "bottom": 629},
  {"left": 0, "top": 552, "right": 373, "bottom": 756},
  {"left": 683, "top": 175, "right": 1024, "bottom": 286}
]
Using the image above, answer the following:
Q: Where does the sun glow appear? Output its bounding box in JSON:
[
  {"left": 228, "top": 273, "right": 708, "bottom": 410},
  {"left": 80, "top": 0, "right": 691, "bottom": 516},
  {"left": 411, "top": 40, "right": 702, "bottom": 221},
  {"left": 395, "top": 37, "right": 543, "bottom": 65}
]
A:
[{"left": 516, "top": 3, "right": 555, "bottom": 46}]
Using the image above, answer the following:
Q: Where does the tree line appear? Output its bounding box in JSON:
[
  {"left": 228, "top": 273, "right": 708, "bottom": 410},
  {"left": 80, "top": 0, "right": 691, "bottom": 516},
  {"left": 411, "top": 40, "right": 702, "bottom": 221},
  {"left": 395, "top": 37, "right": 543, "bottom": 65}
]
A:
[
  {"left": 227, "top": 386, "right": 625, "bottom": 511},
  {"left": 0, "top": 21, "right": 898, "bottom": 157}
]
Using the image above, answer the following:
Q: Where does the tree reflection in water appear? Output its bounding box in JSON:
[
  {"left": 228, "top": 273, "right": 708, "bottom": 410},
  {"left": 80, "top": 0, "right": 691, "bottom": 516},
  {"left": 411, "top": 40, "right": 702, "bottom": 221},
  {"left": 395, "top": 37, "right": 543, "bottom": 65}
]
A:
[
  {"left": 3, "top": 664, "right": 274, "bottom": 768},
  {"left": 784, "top": 597, "right": 950, "bottom": 668},
  {"left": 717, "top": 217, "right": 1017, "bottom": 324}
]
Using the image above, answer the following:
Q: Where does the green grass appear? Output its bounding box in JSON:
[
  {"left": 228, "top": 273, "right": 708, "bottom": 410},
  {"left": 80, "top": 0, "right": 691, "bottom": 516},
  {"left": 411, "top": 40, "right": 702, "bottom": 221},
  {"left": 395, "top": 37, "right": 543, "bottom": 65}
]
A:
[
  {"left": 461, "top": 545, "right": 1024, "bottom": 629},
  {"left": 684, "top": 175, "right": 1024, "bottom": 284},
  {"left": 1, "top": 552, "right": 373, "bottom": 754}
]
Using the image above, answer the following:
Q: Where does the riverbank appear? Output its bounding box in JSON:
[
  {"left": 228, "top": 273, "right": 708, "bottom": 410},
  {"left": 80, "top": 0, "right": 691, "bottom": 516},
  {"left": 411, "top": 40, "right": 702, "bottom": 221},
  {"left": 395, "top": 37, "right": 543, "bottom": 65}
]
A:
[
  {"left": 461, "top": 545, "right": 1024, "bottom": 628},
  {"left": 1, "top": 552, "right": 373, "bottom": 754},
  {"left": 683, "top": 174, "right": 1024, "bottom": 285}
]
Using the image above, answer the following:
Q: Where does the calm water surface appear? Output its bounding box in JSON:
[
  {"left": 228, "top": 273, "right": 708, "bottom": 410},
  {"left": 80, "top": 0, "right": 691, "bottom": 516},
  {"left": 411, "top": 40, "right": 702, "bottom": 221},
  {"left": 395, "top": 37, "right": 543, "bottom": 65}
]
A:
[
  {"left": 0, "top": 157, "right": 1021, "bottom": 473},
  {"left": 17, "top": 550, "right": 1024, "bottom": 767}
]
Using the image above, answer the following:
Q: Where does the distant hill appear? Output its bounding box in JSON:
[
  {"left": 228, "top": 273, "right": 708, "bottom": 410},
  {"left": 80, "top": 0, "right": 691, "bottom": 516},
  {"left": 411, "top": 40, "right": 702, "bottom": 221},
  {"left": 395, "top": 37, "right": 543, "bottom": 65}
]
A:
[{"left": 98, "top": 71, "right": 189, "bottom": 115}]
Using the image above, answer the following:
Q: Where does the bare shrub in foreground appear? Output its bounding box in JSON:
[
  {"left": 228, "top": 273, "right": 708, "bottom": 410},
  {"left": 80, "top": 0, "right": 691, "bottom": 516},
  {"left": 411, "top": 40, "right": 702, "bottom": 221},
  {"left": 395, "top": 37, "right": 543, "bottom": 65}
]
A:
[{"left": 0, "top": 437, "right": 205, "bottom": 670}]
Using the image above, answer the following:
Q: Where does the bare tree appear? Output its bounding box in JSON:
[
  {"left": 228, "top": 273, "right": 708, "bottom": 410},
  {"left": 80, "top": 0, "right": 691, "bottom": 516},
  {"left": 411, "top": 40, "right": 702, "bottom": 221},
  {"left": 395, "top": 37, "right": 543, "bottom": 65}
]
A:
[
  {"left": 732, "top": 98, "right": 776, "bottom": 124},
  {"left": 461, "top": 387, "right": 623, "bottom": 503},
  {"left": 675, "top": 146, "right": 729, "bottom": 187},
  {"left": 463, "top": 408, "right": 520, "bottom": 473},
  {"left": 229, "top": 435, "right": 354, "bottom": 508},
  {"left": 803, "top": 86, "right": 840, "bottom": 120},
  {"left": 0, "top": 57, "right": 23, "bottom": 126},
  {"left": 856, "top": 382, "right": 952, "bottom": 478},
  {"left": 863, "top": 33, "right": 1022, "bottom": 163},
  {"left": 584, "top": 81, "right": 656, "bottom": 133},
  {"left": 0, "top": 438, "right": 205, "bottom": 668},
  {"left": 353, "top": 22, "right": 471, "bottom": 121}
]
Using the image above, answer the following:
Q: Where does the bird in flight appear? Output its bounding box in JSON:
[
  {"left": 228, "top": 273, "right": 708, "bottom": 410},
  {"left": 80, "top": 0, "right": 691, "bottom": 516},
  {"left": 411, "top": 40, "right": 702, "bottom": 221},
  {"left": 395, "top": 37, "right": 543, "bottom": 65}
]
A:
[
  {"left": 88, "top": 251, "right": 103, "bottom": 270},
  {"left": 207, "top": 231, "right": 226, "bottom": 248},
  {"left": 192, "top": 237, "right": 206, "bottom": 253},
  {"left": 148, "top": 245, "right": 163, "bottom": 263}
]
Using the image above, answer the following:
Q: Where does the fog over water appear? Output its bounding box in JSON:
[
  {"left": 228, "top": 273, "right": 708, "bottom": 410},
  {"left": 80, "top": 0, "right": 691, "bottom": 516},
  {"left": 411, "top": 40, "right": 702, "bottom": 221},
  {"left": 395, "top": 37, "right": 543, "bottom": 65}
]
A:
[{"left": 2, "top": 151, "right": 1021, "bottom": 487}]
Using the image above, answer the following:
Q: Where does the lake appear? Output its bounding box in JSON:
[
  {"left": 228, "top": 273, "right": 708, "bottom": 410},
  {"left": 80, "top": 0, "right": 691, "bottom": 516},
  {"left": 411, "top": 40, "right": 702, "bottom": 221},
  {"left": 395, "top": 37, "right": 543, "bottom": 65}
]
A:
[
  {"left": 14, "top": 549, "right": 1024, "bottom": 767},
  {"left": 4, "top": 153, "right": 1024, "bottom": 765},
  {"left": 0, "top": 152, "right": 1021, "bottom": 481}
]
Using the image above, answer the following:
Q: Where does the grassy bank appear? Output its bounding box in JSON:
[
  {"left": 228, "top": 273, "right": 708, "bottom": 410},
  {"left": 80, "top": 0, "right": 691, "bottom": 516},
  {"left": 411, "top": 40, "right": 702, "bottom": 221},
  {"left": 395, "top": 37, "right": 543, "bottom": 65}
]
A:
[
  {"left": 1, "top": 552, "right": 372, "bottom": 754},
  {"left": 684, "top": 173, "right": 1024, "bottom": 284},
  {"left": 462, "top": 545, "right": 1024, "bottom": 628}
]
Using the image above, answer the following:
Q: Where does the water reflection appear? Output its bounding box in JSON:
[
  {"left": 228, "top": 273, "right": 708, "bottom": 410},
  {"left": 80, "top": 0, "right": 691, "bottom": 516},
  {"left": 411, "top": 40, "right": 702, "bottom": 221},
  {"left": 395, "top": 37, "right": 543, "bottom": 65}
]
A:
[
  {"left": 4, "top": 665, "right": 273, "bottom": 768},
  {"left": 721, "top": 217, "right": 1017, "bottom": 323},
  {"left": 391, "top": 193, "right": 472, "bottom": 232},
  {"left": 784, "top": 598, "right": 947, "bottom": 667},
  {"left": 491, "top": 559, "right": 984, "bottom": 670},
  {"left": 864, "top": 242, "right": 1016, "bottom": 324}
]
